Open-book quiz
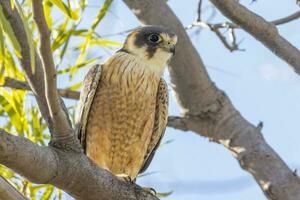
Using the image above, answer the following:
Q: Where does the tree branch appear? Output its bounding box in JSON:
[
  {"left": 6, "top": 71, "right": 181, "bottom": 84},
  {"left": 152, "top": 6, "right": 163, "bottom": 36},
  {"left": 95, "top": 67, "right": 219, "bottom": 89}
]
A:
[
  {"left": 0, "top": 176, "right": 27, "bottom": 200},
  {"left": 270, "top": 10, "right": 300, "bottom": 26},
  {"left": 209, "top": 0, "right": 300, "bottom": 75},
  {"left": 187, "top": 4, "right": 300, "bottom": 52},
  {"left": 122, "top": 0, "right": 300, "bottom": 199},
  {"left": 1, "top": 77, "right": 80, "bottom": 100},
  {"left": 193, "top": 10, "right": 300, "bottom": 30},
  {"left": 0, "top": 1, "right": 52, "bottom": 128},
  {"left": 32, "top": 0, "right": 77, "bottom": 147},
  {"left": 0, "top": 130, "right": 158, "bottom": 200}
]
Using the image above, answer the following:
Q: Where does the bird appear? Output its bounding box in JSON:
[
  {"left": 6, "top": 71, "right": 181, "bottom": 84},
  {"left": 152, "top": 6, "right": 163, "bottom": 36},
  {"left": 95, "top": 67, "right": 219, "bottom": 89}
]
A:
[{"left": 75, "top": 25, "right": 177, "bottom": 181}]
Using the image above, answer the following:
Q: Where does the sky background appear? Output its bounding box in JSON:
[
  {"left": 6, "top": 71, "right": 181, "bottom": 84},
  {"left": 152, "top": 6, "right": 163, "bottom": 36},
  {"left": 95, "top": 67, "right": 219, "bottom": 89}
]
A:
[{"left": 59, "top": 0, "right": 300, "bottom": 199}]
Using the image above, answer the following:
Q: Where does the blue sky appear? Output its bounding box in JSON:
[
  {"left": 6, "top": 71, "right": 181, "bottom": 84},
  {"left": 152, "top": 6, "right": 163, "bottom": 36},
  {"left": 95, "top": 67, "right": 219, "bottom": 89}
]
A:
[{"left": 61, "top": 0, "right": 300, "bottom": 199}]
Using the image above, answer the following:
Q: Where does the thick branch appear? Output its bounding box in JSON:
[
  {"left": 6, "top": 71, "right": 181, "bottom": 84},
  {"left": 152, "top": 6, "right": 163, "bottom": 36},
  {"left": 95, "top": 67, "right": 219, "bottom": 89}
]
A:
[
  {"left": 32, "top": 0, "right": 75, "bottom": 145},
  {"left": 122, "top": 0, "right": 300, "bottom": 199},
  {"left": 0, "top": 130, "right": 158, "bottom": 200},
  {"left": 209, "top": 0, "right": 300, "bottom": 75},
  {"left": 0, "top": 176, "right": 27, "bottom": 200},
  {"left": 2, "top": 77, "right": 80, "bottom": 100}
]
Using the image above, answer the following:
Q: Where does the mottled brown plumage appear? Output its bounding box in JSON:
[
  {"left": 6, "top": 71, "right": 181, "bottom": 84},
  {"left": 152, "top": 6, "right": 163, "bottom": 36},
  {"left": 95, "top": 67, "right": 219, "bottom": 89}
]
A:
[{"left": 75, "top": 26, "right": 177, "bottom": 180}]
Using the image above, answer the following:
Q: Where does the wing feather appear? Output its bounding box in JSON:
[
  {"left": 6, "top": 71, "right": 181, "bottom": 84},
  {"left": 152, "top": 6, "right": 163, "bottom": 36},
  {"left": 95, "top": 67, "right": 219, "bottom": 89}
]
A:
[
  {"left": 139, "top": 78, "right": 169, "bottom": 174},
  {"left": 75, "top": 64, "right": 102, "bottom": 150}
]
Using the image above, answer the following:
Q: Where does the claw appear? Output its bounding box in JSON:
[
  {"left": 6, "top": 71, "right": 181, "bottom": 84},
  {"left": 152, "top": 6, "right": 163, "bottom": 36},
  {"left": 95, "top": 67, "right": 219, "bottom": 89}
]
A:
[
  {"left": 116, "top": 174, "right": 132, "bottom": 182},
  {"left": 142, "top": 187, "right": 156, "bottom": 196}
]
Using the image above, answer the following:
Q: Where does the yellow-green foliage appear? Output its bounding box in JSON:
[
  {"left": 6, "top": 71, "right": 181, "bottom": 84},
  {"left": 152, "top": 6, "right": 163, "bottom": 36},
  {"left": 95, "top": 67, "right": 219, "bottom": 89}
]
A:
[{"left": 0, "top": 0, "right": 119, "bottom": 199}]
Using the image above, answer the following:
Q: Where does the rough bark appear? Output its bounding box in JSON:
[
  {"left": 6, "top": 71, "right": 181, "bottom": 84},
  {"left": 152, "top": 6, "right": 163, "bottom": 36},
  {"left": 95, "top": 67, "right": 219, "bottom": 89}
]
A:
[
  {"left": 0, "top": 129, "right": 158, "bottom": 200},
  {"left": 122, "top": 0, "right": 300, "bottom": 199}
]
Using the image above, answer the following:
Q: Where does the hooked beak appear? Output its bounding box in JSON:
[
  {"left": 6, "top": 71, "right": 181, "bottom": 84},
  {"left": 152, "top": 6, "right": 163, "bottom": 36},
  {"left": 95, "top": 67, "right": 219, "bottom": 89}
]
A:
[{"left": 169, "top": 44, "right": 176, "bottom": 54}]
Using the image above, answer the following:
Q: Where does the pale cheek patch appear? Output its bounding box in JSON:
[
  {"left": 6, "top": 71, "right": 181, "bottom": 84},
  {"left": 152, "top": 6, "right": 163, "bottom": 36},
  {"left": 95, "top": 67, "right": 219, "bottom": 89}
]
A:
[{"left": 149, "top": 48, "right": 172, "bottom": 68}]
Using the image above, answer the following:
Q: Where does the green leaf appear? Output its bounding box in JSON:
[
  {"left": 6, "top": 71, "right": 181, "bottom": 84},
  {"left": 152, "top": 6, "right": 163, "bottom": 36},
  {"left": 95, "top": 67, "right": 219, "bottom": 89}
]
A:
[
  {"left": 0, "top": 165, "right": 16, "bottom": 180},
  {"left": 10, "top": 0, "right": 15, "bottom": 10},
  {"left": 0, "top": 28, "right": 5, "bottom": 86},
  {"left": 4, "top": 48, "right": 25, "bottom": 80},
  {"left": 75, "top": 0, "right": 113, "bottom": 64},
  {"left": 44, "top": 0, "right": 53, "bottom": 28},
  {"left": 0, "top": 4, "right": 22, "bottom": 58},
  {"left": 90, "top": 39, "right": 121, "bottom": 47},
  {"left": 40, "top": 185, "right": 54, "bottom": 200},
  {"left": 156, "top": 191, "right": 173, "bottom": 198},
  {"left": 90, "top": 0, "right": 113, "bottom": 30},
  {"left": 66, "top": 82, "right": 82, "bottom": 90},
  {"left": 58, "top": 57, "right": 99, "bottom": 75},
  {"left": 0, "top": 94, "right": 23, "bottom": 134},
  {"left": 138, "top": 171, "right": 159, "bottom": 178},
  {"left": 76, "top": 35, "right": 91, "bottom": 65},
  {"left": 15, "top": 1, "right": 36, "bottom": 73},
  {"left": 49, "top": 0, "right": 79, "bottom": 20}
]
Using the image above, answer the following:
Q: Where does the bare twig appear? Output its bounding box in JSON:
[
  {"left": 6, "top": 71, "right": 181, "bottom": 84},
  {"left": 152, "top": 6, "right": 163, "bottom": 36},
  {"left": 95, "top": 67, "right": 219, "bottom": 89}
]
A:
[
  {"left": 197, "top": 0, "right": 203, "bottom": 22},
  {"left": 1, "top": 77, "right": 80, "bottom": 100},
  {"left": 209, "top": 10, "right": 300, "bottom": 29},
  {"left": 271, "top": 11, "right": 300, "bottom": 26},
  {"left": 210, "top": 0, "right": 300, "bottom": 75},
  {"left": 208, "top": 24, "right": 244, "bottom": 51},
  {"left": 32, "top": 0, "right": 78, "bottom": 147},
  {"left": 187, "top": 9, "right": 300, "bottom": 52}
]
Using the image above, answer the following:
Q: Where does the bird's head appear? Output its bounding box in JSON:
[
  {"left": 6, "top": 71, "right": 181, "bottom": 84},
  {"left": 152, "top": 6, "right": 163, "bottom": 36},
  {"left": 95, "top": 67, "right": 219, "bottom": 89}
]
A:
[{"left": 121, "top": 25, "right": 177, "bottom": 70}]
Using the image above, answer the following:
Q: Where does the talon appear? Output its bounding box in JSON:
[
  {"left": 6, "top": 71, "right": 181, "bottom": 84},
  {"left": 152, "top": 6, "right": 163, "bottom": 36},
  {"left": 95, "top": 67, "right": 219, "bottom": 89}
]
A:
[
  {"left": 142, "top": 187, "right": 156, "bottom": 196},
  {"left": 116, "top": 174, "right": 132, "bottom": 182}
]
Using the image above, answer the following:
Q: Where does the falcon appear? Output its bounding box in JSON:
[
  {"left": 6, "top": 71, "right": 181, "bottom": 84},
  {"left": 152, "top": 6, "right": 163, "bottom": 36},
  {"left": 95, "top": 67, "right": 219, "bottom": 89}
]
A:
[{"left": 75, "top": 26, "right": 177, "bottom": 181}]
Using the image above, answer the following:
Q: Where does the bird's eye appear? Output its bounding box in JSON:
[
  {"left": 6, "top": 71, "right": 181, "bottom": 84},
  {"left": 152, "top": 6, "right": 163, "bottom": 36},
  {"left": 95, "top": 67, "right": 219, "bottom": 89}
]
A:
[{"left": 148, "top": 34, "right": 161, "bottom": 43}]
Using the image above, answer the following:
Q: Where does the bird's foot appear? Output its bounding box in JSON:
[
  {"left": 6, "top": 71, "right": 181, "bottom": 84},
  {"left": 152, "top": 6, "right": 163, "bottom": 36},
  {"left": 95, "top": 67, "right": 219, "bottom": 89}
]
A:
[
  {"left": 116, "top": 174, "right": 133, "bottom": 182},
  {"left": 142, "top": 187, "right": 156, "bottom": 196}
]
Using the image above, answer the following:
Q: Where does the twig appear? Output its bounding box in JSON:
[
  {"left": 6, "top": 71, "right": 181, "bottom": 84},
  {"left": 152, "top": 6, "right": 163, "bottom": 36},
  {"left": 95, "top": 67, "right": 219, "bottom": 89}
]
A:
[
  {"left": 197, "top": 0, "right": 203, "bottom": 22},
  {"left": 187, "top": 9, "right": 300, "bottom": 52},
  {"left": 208, "top": 24, "right": 244, "bottom": 51},
  {"left": 210, "top": 0, "right": 300, "bottom": 75},
  {"left": 203, "top": 10, "right": 300, "bottom": 29},
  {"left": 272, "top": 11, "right": 300, "bottom": 26},
  {"left": 1, "top": 77, "right": 80, "bottom": 100},
  {"left": 32, "top": 0, "right": 78, "bottom": 147}
]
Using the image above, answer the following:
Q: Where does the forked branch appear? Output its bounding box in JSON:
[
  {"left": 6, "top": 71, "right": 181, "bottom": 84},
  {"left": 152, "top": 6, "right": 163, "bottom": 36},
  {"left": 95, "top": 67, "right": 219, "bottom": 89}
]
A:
[
  {"left": 32, "top": 0, "right": 79, "bottom": 148},
  {"left": 122, "top": 0, "right": 300, "bottom": 199},
  {"left": 209, "top": 0, "right": 300, "bottom": 75}
]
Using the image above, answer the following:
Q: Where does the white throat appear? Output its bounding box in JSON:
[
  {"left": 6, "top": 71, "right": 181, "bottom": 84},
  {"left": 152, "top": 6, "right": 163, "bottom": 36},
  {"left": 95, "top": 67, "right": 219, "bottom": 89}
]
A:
[{"left": 113, "top": 51, "right": 168, "bottom": 77}]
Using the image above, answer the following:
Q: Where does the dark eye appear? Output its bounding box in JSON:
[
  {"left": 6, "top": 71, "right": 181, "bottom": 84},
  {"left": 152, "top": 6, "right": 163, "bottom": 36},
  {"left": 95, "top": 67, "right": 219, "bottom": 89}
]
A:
[{"left": 148, "top": 34, "right": 161, "bottom": 43}]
